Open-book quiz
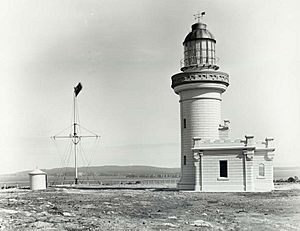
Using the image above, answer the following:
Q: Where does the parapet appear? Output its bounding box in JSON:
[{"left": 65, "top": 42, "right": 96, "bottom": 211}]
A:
[{"left": 192, "top": 135, "right": 275, "bottom": 151}]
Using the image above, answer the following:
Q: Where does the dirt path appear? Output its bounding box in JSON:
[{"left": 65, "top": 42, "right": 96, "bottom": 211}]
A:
[{"left": 0, "top": 186, "right": 299, "bottom": 230}]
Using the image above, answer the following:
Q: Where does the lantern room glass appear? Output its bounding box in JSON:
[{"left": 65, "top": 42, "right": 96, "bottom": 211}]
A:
[{"left": 183, "top": 39, "right": 216, "bottom": 67}]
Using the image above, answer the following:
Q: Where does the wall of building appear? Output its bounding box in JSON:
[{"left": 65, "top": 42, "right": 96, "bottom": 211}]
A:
[
  {"left": 202, "top": 150, "right": 245, "bottom": 192},
  {"left": 30, "top": 174, "right": 47, "bottom": 190},
  {"left": 253, "top": 151, "right": 274, "bottom": 191},
  {"left": 178, "top": 146, "right": 275, "bottom": 191}
]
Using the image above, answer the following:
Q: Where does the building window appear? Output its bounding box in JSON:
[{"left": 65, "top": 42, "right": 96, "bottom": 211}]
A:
[
  {"left": 183, "top": 119, "right": 186, "bottom": 129},
  {"left": 259, "top": 163, "right": 265, "bottom": 177},
  {"left": 184, "top": 156, "right": 186, "bottom": 165},
  {"left": 219, "top": 160, "right": 228, "bottom": 178}
]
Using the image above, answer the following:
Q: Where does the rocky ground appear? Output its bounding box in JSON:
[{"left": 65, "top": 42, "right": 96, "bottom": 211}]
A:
[{"left": 0, "top": 183, "right": 299, "bottom": 230}]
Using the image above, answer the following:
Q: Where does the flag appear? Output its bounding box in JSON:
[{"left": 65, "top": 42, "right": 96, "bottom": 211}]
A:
[{"left": 74, "top": 82, "right": 82, "bottom": 97}]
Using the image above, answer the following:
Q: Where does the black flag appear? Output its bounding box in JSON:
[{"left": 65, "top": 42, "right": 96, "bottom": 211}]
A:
[{"left": 74, "top": 82, "right": 82, "bottom": 97}]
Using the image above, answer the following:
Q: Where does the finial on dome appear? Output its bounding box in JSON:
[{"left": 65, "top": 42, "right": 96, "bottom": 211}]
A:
[{"left": 193, "top": 11, "right": 205, "bottom": 23}]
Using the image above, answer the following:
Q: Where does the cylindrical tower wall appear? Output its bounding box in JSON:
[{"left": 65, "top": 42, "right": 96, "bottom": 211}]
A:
[
  {"left": 177, "top": 86, "right": 222, "bottom": 187},
  {"left": 181, "top": 97, "right": 221, "bottom": 139}
]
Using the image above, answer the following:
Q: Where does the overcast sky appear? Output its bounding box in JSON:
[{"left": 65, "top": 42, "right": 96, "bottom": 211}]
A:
[{"left": 0, "top": 0, "right": 299, "bottom": 174}]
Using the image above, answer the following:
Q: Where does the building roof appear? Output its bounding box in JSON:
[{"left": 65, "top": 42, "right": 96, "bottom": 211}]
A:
[
  {"left": 29, "top": 169, "right": 47, "bottom": 175},
  {"left": 183, "top": 23, "right": 216, "bottom": 44}
]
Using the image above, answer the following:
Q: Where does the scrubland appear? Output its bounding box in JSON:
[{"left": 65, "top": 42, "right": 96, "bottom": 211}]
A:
[{"left": 0, "top": 183, "right": 299, "bottom": 230}]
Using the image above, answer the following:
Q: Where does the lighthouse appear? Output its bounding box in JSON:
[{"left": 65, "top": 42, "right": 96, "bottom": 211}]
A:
[{"left": 171, "top": 13, "right": 275, "bottom": 192}]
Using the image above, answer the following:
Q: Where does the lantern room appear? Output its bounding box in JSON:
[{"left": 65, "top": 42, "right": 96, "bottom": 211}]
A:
[{"left": 182, "top": 22, "right": 218, "bottom": 71}]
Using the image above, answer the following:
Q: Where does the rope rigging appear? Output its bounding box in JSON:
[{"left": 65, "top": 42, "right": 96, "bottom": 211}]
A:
[{"left": 51, "top": 82, "right": 100, "bottom": 185}]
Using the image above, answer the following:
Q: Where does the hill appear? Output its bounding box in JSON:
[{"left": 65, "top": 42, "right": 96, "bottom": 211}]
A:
[
  {"left": 1, "top": 165, "right": 300, "bottom": 184},
  {"left": 0, "top": 165, "right": 180, "bottom": 184}
]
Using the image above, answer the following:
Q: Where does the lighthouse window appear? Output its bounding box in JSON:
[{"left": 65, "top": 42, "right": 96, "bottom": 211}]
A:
[
  {"left": 201, "top": 40, "right": 207, "bottom": 49},
  {"left": 219, "top": 160, "right": 228, "bottom": 178},
  {"left": 259, "top": 163, "right": 265, "bottom": 177},
  {"left": 184, "top": 156, "right": 186, "bottom": 165},
  {"left": 183, "top": 118, "right": 187, "bottom": 128},
  {"left": 208, "top": 41, "right": 212, "bottom": 50},
  {"left": 207, "top": 50, "right": 212, "bottom": 58}
]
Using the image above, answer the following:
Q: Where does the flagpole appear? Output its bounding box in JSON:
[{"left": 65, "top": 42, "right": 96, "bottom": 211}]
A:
[
  {"left": 51, "top": 83, "right": 99, "bottom": 186},
  {"left": 73, "top": 92, "right": 78, "bottom": 185}
]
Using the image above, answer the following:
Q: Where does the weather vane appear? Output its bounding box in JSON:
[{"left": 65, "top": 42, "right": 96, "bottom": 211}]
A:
[{"left": 193, "top": 11, "right": 205, "bottom": 23}]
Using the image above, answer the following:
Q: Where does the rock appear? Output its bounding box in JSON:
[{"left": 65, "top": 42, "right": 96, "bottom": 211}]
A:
[
  {"left": 64, "top": 223, "right": 85, "bottom": 230},
  {"left": 168, "top": 216, "right": 178, "bottom": 220},
  {"left": 164, "top": 223, "right": 179, "bottom": 228},
  {"left": 39, "top": 211, "right": 49, "bottom": 216},
  {"left": 0, "top": 209, "right": 18, "bottom": 214},
  {"left": 62, "top": 212, "right": 75, "bottom": 217},
  {"left": 202, "top": 213, "right": 208, "bottom": 216},
  {"left": 45, "top": 202, "right": 53, "bottom": 207},
  {"left": 32, "top": 221, "right": 53, "bottom": 229},
  {"left": 48, "top": 216, "right": 69, "bottom": 223},
  {"left": 236, "top": 209, "right": 245, "bottom": 213},
  {"left": 22, "top": 211, "right": 32, "bottom": 216},
  {"left": 192, "top": 219, "right": 213, "bottom": 228},
  {"left": 208, "top": 200, "right": 218, "bottom": 204}
]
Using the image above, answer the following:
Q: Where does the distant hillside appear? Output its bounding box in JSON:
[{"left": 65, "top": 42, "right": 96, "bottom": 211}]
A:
[
  {"left": 0, "top": 165, "right": 181, "bottom": 183},
  {"left": 46, "top": 165, "right": 180, "bottom": 176},
  {"left": 1, "top": 165, "right": 300, "bottom": 183}
]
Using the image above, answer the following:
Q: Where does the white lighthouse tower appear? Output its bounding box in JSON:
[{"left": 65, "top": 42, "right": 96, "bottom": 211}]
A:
[
  {"left": 172, "top": 13, "right": 275, "bottom": 192},
  {"left": 171, "top": 14, "right": 229, "bottom": 190}
]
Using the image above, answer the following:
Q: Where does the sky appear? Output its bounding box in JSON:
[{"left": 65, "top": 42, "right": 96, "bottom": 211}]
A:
[{"left": 0, "top": 0, "right": 299, "bottom": 174}]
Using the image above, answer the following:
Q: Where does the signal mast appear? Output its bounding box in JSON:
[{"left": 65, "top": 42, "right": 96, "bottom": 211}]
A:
[{"left": 51, "top": 83, "right": 99, "bottom": 185}]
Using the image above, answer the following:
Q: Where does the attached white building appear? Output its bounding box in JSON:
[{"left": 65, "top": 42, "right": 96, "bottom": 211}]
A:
[{"left": 171, "top": 16, "right": 275, "bottom": 192}]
